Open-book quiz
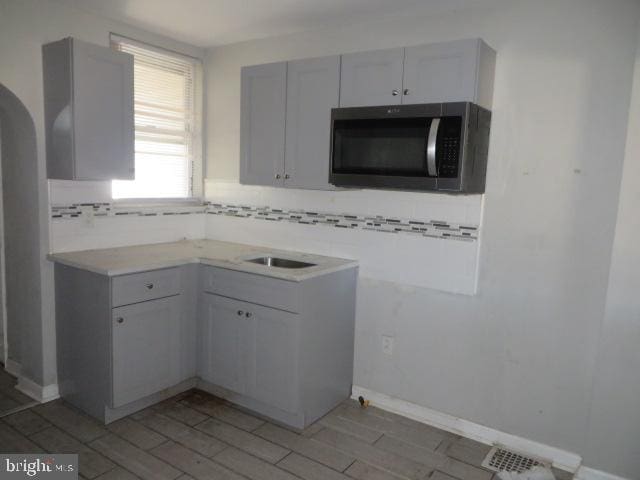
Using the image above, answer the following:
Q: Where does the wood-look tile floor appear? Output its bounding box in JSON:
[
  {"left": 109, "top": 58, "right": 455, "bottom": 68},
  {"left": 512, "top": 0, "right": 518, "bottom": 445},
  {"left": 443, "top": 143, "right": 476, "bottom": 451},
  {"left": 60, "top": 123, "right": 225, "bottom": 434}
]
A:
[
  {"left": 0, "top": 367, "right": 37, "bottom": 417},
  {"left": 0, "top": 389, "right": 573, "bottom": 480}
]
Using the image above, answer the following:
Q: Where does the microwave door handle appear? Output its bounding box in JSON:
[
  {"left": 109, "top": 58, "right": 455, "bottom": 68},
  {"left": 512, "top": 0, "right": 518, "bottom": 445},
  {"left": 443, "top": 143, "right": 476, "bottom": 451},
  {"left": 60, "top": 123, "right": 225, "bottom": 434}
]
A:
[{"left": 427, "top": 118, "right": 440, "bottom": 177}]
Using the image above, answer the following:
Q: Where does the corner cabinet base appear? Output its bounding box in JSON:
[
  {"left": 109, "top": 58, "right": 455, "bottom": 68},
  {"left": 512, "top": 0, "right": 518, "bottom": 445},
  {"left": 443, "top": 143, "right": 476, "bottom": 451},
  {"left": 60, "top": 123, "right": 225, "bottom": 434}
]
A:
[{"left": 55, "top": 261, "right": 357, "bottom": 429}]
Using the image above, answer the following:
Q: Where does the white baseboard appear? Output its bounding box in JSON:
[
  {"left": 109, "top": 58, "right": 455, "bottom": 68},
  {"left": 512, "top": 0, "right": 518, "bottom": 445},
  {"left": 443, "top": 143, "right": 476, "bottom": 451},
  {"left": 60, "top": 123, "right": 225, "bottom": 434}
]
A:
[
  {"left": 4, "top": 358, "right": 21, "bottom": 377},
  {"left": 575, "top": 466, "right": 631, "bottom": 480},
  {"left": 351, "top": 385, "right": 582, "bottom": 474},
  {"left": 16, "top": 376, "right": 59, "bottom": 403}
]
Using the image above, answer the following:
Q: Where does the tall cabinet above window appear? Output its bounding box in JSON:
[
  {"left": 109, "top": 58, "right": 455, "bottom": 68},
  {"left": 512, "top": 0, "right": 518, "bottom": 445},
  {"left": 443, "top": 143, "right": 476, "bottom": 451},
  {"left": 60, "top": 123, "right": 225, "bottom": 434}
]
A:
[{"left": 43, "top": 37, "right": 135, "bottom": 180}]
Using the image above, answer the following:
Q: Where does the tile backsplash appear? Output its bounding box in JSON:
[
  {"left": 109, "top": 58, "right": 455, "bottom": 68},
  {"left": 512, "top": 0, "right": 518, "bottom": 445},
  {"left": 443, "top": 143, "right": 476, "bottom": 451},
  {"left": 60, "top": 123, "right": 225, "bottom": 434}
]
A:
[
  {"left": 205, "top": 180, "right": 482, "bottom": 225},
  {"left": 49, "top": 179, "right": 483, "bottom": 294},
  {"left": 49, "top": 209, "right": 206, "bottom": 253},
  {"left": 51, "top": 202, "right": 478, "bottom": 242},
  {"left": 205, "top": 203, "right": 478, "bottom": 241},
  {"left": 51, "top": 202, "right": 205, "bottom": 219},
  {"left": 203, "top": 181, "right": 483, "bottom": 294}
]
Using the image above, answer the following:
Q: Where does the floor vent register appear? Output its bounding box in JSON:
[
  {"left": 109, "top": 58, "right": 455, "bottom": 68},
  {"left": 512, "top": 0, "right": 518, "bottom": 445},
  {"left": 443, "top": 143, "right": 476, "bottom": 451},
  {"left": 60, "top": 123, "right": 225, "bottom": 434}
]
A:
[{"left": 481, "top": 446, "right": 550, "bottom": 474}]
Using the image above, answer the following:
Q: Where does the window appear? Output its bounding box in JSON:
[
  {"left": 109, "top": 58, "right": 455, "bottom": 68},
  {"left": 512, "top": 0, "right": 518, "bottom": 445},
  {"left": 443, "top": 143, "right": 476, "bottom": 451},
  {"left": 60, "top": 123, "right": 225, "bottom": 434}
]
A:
[{"left": 110, "top": 35, "right": 202, "bottom": 199}]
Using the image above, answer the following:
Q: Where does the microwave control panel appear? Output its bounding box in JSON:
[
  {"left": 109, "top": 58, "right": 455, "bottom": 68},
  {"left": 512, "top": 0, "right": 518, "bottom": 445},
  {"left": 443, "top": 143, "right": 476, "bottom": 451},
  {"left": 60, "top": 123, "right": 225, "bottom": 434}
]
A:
[{"left": 436, "top": 117, "right": 462, "bottom": 178}]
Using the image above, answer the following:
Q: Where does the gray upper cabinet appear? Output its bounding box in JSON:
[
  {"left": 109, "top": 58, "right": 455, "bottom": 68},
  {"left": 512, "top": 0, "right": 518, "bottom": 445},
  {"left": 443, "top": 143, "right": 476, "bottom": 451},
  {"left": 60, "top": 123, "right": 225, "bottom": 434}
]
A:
[
  {"left": 403, "top": 39, "right": 496, "bottom": 108},
  {"left": 240, "top": 62, "right": 287, "bottom": 187},
  {"left": 43, "top": 38, "right": 135, "bottom": 180},
  {"left": 284, "top": 56, "right": 340, "bottom": 190},
  {"left": 339, "top": 47, "right": 405, "bottom": 107},
  {"left": 340, "top": 39, "right": 495, "bottom": 109},
  {"left": 240, "top": 39, "right": 495, "bottom": 190}
]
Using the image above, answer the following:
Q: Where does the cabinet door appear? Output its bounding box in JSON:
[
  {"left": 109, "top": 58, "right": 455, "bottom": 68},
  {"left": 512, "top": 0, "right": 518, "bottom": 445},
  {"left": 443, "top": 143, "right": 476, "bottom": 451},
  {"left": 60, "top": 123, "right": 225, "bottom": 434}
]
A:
[
  {"left": 112, "top": 296, "right": 181, "bottom": 407},
  {"left": 402, "top": 39, "right": 479, "bottom": 105},
  {"left": 339, "top": 48, "right": 404, "bottom": 107},
  {"left": 200, "top": 294, "right": 251, "bottom": 395},
  {"left": 73, "top": 39, "right": 134, "bottom": 180},
  {"left": 240, "top": 62, "right": 287, "bottom": 186},
  {"left": 246, "top": 303, "right": 299, "bottom": 413},
  {"left": 284, "top": 56, "right": 340, "bottom": 190}
]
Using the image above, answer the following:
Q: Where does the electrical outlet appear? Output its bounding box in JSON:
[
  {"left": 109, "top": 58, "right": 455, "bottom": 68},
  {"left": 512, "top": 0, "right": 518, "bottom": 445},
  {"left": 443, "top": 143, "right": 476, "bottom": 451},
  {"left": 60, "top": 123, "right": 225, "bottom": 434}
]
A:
[{"left": 382, "top": 335, "right": 394, "bottom": 356}]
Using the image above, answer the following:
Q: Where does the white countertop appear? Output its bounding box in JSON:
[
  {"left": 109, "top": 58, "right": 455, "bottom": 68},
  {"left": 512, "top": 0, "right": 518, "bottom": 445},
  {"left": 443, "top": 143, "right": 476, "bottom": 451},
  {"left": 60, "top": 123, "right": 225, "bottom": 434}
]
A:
[{"left": 47, "top": 239, "right": 358, "bottom": 281}]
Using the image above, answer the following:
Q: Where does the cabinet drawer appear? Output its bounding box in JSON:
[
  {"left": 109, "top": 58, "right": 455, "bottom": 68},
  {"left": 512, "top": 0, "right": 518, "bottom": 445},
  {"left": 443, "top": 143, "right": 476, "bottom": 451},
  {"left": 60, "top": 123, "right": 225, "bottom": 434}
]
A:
[
  {"left": 201, "top": 266, "right": 299, "bottom": 313},
  {"left": 112, "top": 268, "right": 181, "bottom": 307}
]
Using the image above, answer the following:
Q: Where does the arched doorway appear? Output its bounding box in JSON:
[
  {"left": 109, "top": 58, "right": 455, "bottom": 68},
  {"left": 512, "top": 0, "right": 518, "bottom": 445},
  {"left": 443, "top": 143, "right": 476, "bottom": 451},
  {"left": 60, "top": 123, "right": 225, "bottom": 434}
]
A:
[{"left": 0, "top": 82, "right": 42, "bottom": 413}]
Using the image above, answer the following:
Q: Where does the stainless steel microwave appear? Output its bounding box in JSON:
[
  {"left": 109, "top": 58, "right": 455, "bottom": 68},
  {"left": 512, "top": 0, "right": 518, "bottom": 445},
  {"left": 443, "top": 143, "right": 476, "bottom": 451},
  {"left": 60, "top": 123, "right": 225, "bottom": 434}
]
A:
[{"left": 329, "top": 102, "right": 491, "bottom": 193}]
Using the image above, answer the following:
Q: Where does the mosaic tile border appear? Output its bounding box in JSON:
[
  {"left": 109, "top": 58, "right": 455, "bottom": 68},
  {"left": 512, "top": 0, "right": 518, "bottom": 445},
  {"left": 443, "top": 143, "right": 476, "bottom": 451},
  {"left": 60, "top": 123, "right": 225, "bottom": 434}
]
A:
[
  {"left": 50, "top": 203, "right": 205, "bottom": 219},
  {"left": 50, "top": 202, "right": 479, "bottom": 242},
  {"left": 206, "top": 203, "right": 478, "bottom": 241}
]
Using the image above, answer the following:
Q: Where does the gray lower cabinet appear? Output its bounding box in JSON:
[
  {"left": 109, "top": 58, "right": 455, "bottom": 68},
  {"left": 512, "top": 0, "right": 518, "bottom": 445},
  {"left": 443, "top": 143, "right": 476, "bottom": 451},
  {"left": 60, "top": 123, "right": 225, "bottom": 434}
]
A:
[
  {"left": 197, "top": 265, "right": 357, "bottom": 429},
  {"left": 250, "top": 301, "right": 298, "bottom": 412},
  {"left": 43, "top": 37, "right": 135, "bottom": 180},
  {"left": 112, "top": 296, "right": 182, "bottom": 407},
  {"left": 55, "top": 264, "right": 197, "bottom": 423},
  {"left": 200, "top": 293, "right": 251, "bottom": 395},
  {"left": 200, "top": 293, "right": 299, "bottom": 414},
  {"left": 339, "top": 47, "right": 405, "bottom": 107},
  {"left": 55, "top": 260, "right": 357, "bottom": 429}
]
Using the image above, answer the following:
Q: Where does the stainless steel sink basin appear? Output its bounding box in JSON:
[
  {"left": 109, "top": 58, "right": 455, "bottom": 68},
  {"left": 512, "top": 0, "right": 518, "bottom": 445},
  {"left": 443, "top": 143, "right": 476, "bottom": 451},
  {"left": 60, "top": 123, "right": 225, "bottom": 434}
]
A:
[{"left": 246, "top": 256, "right": 316, "bottom": 269}]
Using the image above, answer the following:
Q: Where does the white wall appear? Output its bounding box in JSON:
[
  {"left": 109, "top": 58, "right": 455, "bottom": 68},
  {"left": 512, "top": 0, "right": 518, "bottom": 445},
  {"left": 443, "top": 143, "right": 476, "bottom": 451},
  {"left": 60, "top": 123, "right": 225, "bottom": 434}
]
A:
[
  {"left": 0, "top": 0, "right": 204, "bottom": 388},
  {"left": 0, "top": 86, "right": 42, "bottom": 386},
  {"left": 205, "top": 0, "right": 640, "bottom": 475},
  {"left": 583, "top": 27, "right": 640, "bottom": 478},
  {"left": 3, "top": 0, "right": 640, "bottom": 475}
]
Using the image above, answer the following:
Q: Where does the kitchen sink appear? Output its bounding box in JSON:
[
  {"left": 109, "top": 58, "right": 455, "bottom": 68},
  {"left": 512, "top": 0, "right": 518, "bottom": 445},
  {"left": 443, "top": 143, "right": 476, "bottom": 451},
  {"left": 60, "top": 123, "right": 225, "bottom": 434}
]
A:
[{"left": 246, "top": 256, "right": 316, "bottom": 269}]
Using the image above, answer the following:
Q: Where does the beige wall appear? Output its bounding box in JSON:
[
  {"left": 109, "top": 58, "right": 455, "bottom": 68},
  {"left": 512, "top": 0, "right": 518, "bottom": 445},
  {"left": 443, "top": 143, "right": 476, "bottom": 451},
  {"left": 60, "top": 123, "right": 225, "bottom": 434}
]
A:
[{"left": 204, "top": 0, "right": 640, "bottom": 475}]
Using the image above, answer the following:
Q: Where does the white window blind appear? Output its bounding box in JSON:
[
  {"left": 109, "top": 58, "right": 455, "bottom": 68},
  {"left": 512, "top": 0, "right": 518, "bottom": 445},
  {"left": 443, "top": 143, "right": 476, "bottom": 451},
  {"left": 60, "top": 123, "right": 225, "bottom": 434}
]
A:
[{"left": 110, "top": 35, "right": 200, "bottom": 199}]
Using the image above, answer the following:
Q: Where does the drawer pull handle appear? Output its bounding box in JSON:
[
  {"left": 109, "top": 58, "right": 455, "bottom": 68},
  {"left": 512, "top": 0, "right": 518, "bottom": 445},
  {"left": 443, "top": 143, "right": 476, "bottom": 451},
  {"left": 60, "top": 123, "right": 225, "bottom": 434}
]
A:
[
  {"left": 145, "top": 283, "right": 154, "bottom": 290},
  {"left": 245, "top": 312, "right": 252, "bottom": 318},
  {"left": 117, "top": 317, "right": 124, "bottom": 324},
  {"left": 237, "top": 310, "right": 244, "bottom": 316}
]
